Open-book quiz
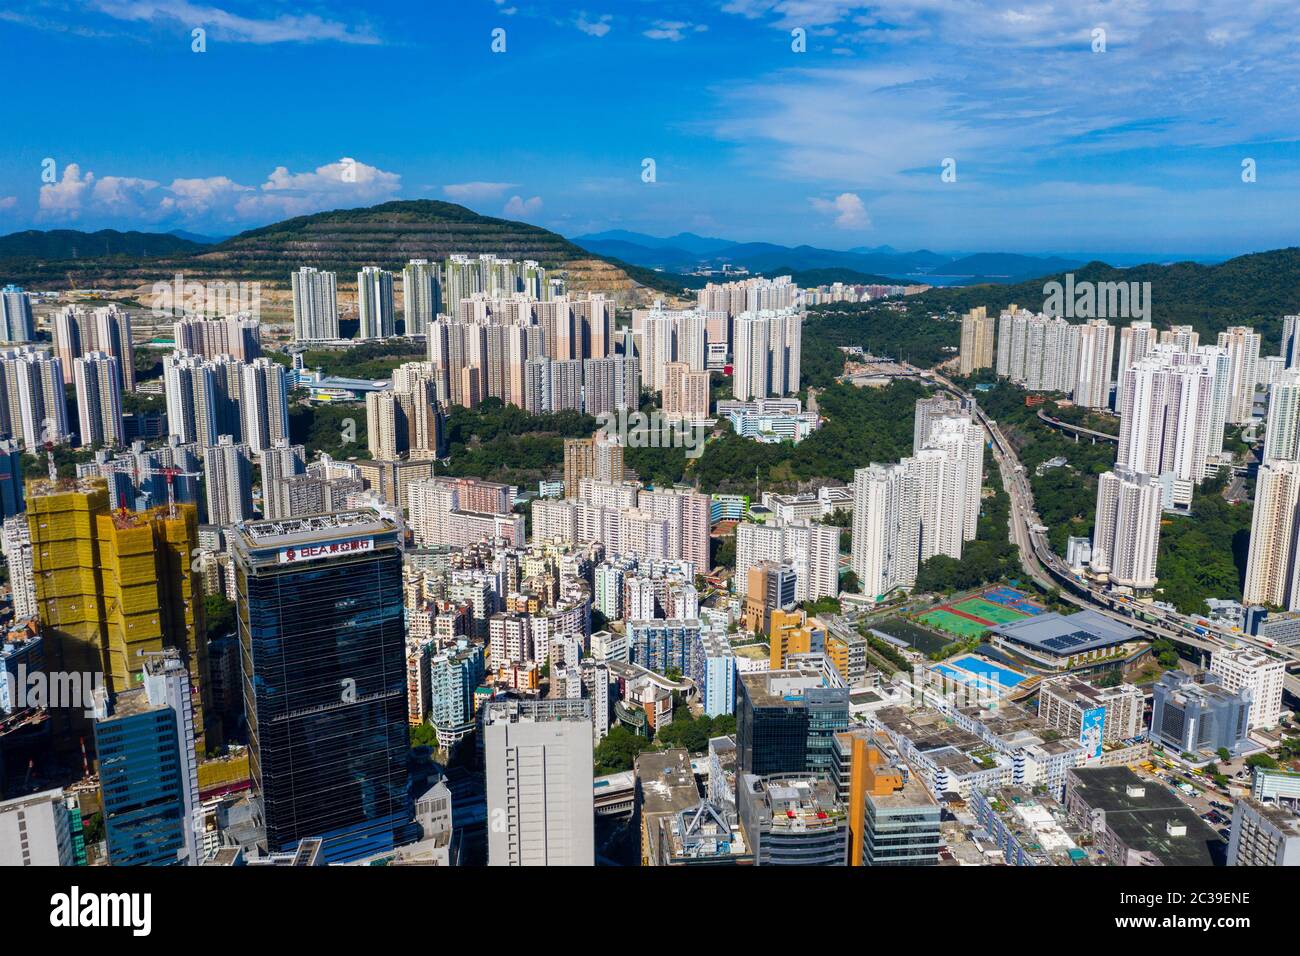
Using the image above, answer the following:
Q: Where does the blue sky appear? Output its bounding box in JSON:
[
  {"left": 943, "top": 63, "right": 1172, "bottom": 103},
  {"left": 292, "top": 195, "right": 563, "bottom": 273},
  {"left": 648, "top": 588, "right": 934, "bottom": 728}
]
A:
[{"left": 2, "top": 0, "right": 1299, "bottom": 258}]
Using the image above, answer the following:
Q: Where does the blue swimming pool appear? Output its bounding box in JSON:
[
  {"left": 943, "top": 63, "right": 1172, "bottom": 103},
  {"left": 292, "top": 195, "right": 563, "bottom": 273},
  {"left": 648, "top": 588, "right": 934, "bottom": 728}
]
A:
[{"left": 948, "top": 654, "right": 1027, "bottom": 687}]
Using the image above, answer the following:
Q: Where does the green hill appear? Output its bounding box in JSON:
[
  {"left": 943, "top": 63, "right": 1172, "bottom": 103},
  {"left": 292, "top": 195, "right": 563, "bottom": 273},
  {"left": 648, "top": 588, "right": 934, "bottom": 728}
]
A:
[
  {"left": 0, "top": 200, "right": 687, "bottom": 301},
  {"left": 0, "top": 228, "right": 205, "bottom": 260},
  {"left": 914, "top": 249, "right": 1300, "bottom": 350}
]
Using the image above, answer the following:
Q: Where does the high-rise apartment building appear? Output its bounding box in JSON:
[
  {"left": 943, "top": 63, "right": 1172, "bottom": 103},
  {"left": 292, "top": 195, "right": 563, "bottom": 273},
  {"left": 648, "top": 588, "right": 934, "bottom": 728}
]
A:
[
  {"left": 401, "top": 259, "right": 440, "bottom": 337},
  {"left": 204, "top": 435, "right": 253, "bottom": 526},
  {"left": 1115, "top": 320, "right": 1156, "bottom": 412},
  {"left": 73, "top": 351, "right": 124, "bottom": 448},
  {"left": 259, "top": 439, "right": 305, "bottom": 520},
  {"left": 53, "top": 305, "right": 135, "bottom": 389},
  {"left": 0, "top": 346, "right": 70, "bottom": 448},
  {"left": 995, "top": 309, "right": 1080, "bottom": 393},
  {"left": 958, "top": 306, "right": 995, "bottom": 375},
  {"left": 173, "top": 314, "right": 261, "bottom": 363},
  {"left": 357, "top": 266, "right": 396, "bottom": 340},
  {"left": 1264, "top": 370, "right": 1300, "bottom": 463},
  {"left": 1090, "top": 467, "right": 1163, "bottom": 592},
  {"left": 483, "top": 697, "right": 595, "bottom": 866},
  {"left": 1116, "top": 346, "right": 1219, "bottom": 508},
  {"left": 291, "top": 267, "right": 339, "bottom": 342},
  {"left": 232, "top": 511, "right": 410, "bottom": 862},
  {"left": 1073, "top": 319, "right": 1115, "bottom": 409},
  {"left": 2, "top": 514, "right": 36, "bottom": 620},
  {"left": 733, "top": 309, "right": 801, "bottom": 401},
  {"left": 1243, "top": 460, "right": 1300, "bottom": 609},
  {"left": 851, "top": 462, "right": 920, "bottom": 601},
  {"left": 1218, "top": 326, "right": 1261, "bottom": 425},
  {"left": 0, "top": 285, "right": 35, "bottom": 343},
  {"left": 241, "top": 357, "right": 290, "bottom": 455}
]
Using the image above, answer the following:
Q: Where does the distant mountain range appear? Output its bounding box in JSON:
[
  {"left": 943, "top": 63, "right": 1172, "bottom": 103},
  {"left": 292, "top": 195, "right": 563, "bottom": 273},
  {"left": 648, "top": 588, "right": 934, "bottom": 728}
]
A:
[{"left": 571, "top": 230, "right": 1085, "bottom": 285}]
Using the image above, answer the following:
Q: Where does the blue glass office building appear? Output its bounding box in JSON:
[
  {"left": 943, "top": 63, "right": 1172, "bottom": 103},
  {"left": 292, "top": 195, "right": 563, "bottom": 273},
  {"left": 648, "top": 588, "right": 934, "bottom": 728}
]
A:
[
  {"left": 232, "top": 511, "right": 410, "bottom": 863},
  {"left": 93, "top": 652, "right": 198, "bottom": 867}
]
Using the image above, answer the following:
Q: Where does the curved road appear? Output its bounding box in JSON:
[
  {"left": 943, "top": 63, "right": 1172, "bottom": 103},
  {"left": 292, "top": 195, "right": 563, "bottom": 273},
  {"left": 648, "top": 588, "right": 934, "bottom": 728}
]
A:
[{"left": 921, "top": 368, "right": 1300, "bottom": 699}]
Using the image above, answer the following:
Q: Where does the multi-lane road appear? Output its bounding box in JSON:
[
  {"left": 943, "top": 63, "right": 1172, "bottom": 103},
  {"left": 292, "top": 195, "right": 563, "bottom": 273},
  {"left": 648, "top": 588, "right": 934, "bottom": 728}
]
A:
[{"left": 922, "top": 368, "right": 1300, "bottom": 701}]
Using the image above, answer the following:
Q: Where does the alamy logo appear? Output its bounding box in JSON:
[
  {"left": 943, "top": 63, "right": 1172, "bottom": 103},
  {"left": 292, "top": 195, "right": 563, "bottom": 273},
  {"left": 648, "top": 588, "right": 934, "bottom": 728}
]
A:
[
  {"left": 1042, "top": 273, "right": 1151, "bottom": 322},
  {"left": 50, "top": 887, "right": 152, "bottom": 936},
  {"left": 596, "top": 409, "right": 708, "bottom": 459},
  {"left": 1, "top": 666, "right": 102, "bottom": 718},
  {"left": 151, "top": 272, "right": 261, "bottom": 320}
]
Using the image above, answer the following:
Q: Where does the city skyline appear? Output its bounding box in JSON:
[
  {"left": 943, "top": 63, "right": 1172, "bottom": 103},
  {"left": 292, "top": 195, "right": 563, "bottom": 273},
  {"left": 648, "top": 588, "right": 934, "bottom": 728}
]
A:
[{"left": 0, "top": 1, "right": 1297, "bottom": 256}]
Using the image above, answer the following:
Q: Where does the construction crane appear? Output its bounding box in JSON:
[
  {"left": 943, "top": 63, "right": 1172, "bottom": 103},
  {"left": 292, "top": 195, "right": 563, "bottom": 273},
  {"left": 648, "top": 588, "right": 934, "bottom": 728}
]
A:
[
  {"left": 41, "top": 440, "right": 58, "bottom": 482},
  {"left": 133, "top": 463, "right": 202, "bottom": 519}
]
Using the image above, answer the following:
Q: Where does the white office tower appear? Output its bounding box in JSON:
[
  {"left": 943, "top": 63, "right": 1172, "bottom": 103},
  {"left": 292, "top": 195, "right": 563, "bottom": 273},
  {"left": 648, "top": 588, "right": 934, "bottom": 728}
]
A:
[
  {"left": 484, "top": 698, "right": 595, "bottom": 866},
  {"left": 141, "top": 651, "right": 202, "bottom": 865},
  {"left": 1089, "top": 468, "right": 1162, "bottom": 592},
  {"left": 0, "top": 286, "right": 35, "bottom": 343},
  {"left": 1264, "top": 370, "right": 1300, "bottom": 463},
  {"left": 995, "top": 310, "right": 1080, "bottom": 392},
  {"left": 920, "top": 414, "right": 984, "bottom": 545},
  {"left": 357, "top": 266, "right": 396, "bottom": 340},
  {"left": 1210, "top": 648, "right": 1285, "bottom": 730},
  {"left": 402, "top": 259, "right": 439, "bottom": 337},
  {"left": 240, "top": 357, "right": 290, "bottom": 455},
  {"left": 1073, "top": 319, "right": 1115, "bottom": 409},
  {"left": 291, "top": 267, "right": 339, "bottom": 342},
  {"left": 851, "top": 463, "right": 919, "bottom": 601},
  {"left": 1, "top": 515, "right": 36, "bottom": 621},
  {"left": 1217, "top": 327, "right": 1261, "bottom": 425},
  {"left": 259, "top": 439, "right": 305, "bottom": 520},
  {"left": 1284, "top": 315, "right": 1300, "bottom": 370},
  {"left": 0, "top": 347, "right": 70, "bottom": 449},
  {"left": 1115, "top": 321, "right": 1156, "bottom": 412},
  {"left": 204, "top": 434, "right": 253, "bottom": 526},
  {"left": 72, "top": 351, "right": 124, "bottom": 448},
  {"left": 1243, "top": 460, "right": 1300, "bottom": 609},
  {"left": 1116, "top": 347, "right": 1217, "bottom": 508}
]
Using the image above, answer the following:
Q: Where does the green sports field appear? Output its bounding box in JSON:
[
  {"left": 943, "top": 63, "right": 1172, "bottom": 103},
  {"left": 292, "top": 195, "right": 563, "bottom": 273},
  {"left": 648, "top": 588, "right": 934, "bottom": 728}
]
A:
[
  {"left": 918, "top": 609, "right": 989, "bottom": 637},
  {"left": 952, "top": 597, "right": 1031, "bottom": 625}
]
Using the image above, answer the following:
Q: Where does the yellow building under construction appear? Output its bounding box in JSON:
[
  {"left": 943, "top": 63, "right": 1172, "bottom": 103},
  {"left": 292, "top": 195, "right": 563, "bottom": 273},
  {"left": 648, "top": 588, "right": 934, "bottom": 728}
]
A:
[{"left": 26, "top": 476, "right": 214, "bottom": 749}]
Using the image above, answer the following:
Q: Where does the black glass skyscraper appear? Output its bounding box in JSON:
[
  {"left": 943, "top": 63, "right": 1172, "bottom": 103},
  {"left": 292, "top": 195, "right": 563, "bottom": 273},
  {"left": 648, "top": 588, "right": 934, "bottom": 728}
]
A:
[{"left": 232, "top": 510, "right": 410, "bottom": 863}]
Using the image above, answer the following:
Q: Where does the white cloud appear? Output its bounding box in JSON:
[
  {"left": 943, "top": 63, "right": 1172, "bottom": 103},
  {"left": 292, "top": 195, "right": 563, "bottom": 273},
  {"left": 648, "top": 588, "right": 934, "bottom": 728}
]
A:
[
  {"left": 810, "top": 192, "right": 870, "bottom": 228},
  {"left": 38, "top": 163, "right": 94, "bottom": 218},
  {"left": 503, "top": 195, "right": 543, "bottom": 218},
  {"left": 90, "top": 0, "right": 380, "bottom": 45},
  {"left": 443, "top": 181, "right": 518, "bottom": 201},
  {"left": 91, "top": 175, "right": 160, "bottom": 212},
  {"left": 32, "top": 157, "right": 401, "bottom": 227},
  {"left": 644, "top": 20, "right": 706, "bottom": 41},
  {"left": 0, "top": 196, "right": 17, "bottom": 211},
  {"left": 575, "top": 12, "right": 612, "bottom": 37}
]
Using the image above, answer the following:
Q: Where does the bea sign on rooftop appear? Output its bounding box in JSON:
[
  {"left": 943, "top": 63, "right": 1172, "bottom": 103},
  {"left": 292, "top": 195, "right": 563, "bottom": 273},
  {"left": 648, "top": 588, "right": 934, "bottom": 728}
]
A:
[{"left": 277, "top": 537, "right": 374, "bottom": 565}]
